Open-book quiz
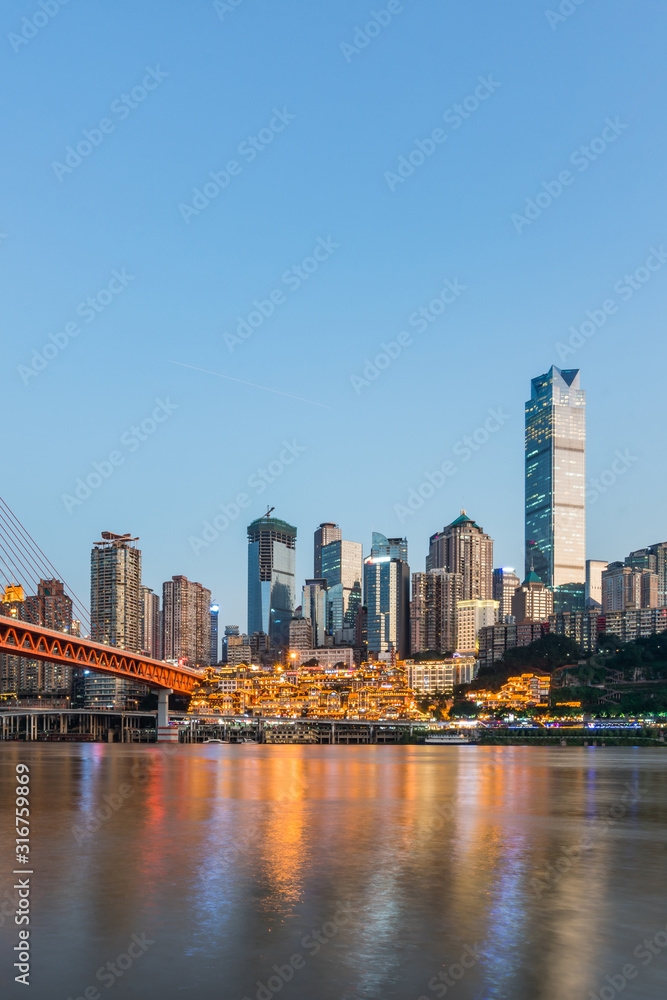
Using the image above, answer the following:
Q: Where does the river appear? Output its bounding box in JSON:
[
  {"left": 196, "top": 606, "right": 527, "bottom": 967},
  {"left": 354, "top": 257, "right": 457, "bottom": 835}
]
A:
[{"left": 1, "top": 744, "right": 666, "bottom": 999}]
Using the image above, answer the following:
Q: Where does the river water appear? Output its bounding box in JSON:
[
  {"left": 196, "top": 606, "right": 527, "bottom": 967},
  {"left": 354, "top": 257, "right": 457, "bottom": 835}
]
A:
[{"left": 1, "top": 744, "right": 666, "bottom": 1000}]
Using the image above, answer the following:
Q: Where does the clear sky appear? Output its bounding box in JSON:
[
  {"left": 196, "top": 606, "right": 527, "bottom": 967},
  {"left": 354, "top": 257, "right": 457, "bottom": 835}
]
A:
[{"left": 2, "top": 0, "right": 666, "bottom": 629}]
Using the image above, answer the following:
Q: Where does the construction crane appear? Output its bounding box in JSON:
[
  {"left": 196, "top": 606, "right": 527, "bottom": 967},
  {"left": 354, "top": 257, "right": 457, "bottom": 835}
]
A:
[{"left": 265, "top": 506, "right": 275, "bottom": 518}]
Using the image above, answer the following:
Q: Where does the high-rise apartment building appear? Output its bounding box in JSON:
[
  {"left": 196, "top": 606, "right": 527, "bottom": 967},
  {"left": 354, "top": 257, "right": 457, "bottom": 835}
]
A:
[
  {"left": 91, "top": 532, "right": 142, "bottom": 650},
  {"left": 140, "top": 586, "right": 160, "bottom": 659},
  {"left": 601, "top": 563, "right": 658, "bottom": 613},
  {"left": 364, "top": 532, "right": 410, "bottom": 658},
  {"left": 162, "top": 575, "right": 211, "bottom": 668},
  {"left": 222, "top": 625, "right": 239, "bottom": 663},
  {"left": 525, "top": 367, "right": 586, "bottom": 601},
  {"left": 247, "top": 515, "right": 297, "bottom": 647},
  {"left": 626, "top": 543, "right": 667, "bottom": 606},
  {"left": 288, "top": 615, "right": 313, "bottom": 650},
  {"left": 410, "top": 570, "right": 462, "bottom": 655},
  {"left": 427, "top": 512, "right": 493, "bottom": 600},
  {"left": 321, "top": 539, "right": 363, "bottom": 634},
  {"left": 89, "top": 532, "right": 142, "bottom": 709},
  {"left": 301, "top": 579, "right": 328, "bottom": 647},
  {"left": 1, "top": 581, "right": 74, "bottom": 699},
  {"left": 226, "top": 633, "right": 252, "bottom": 667},
  {"left": 492, "top": 567, "right": 520, "bottom": 620},
  {"left": 511, "top": 571, "right": 554, "bottom": 622},
  {"left": 210, "top": 603, "right": 219, "bottom": 664},
  {"left": 314, "top": 522, "right": 341, "bottom": 578},
  {"left": 23, "top": 579, "right": 73, "bottom": 632}
]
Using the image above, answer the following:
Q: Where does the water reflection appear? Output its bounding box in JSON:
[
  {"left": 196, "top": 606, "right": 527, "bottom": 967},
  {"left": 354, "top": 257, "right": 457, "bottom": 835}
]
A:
[{"left": 1, "top": 745, "right": 666, "bottom": 1000}]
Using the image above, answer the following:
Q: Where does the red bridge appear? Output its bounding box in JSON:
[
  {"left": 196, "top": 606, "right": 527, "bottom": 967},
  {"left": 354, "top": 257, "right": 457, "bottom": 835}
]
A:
[{"left": 0, "top": 616, "right": 202, "bottom": 695}]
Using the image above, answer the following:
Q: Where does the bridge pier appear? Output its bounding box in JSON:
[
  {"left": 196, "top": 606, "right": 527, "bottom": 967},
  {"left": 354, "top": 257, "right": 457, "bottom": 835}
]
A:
[{"left": 157, "top": 689, "right": 177, "bottom": 742}]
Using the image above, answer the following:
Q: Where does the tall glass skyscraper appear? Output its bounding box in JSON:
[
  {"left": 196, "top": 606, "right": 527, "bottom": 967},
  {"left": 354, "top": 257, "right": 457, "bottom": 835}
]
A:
[
  {"left": 313, "top": 522, "right": 341, "bottom": 577},
  {"left": 209, "top": 603, "right": 219, "bottom": 664},
  {"left": 525, "top": 367, "right": 586, "bottom": 597},
  {"left": 363, "top": 532, "right": 410, "bottom": 658},
  {"left": 247, "top": 515, "right": 297, "bottom": 647},
  {"left": 321, "top": 538, "right": 363, "bottom": 634}
]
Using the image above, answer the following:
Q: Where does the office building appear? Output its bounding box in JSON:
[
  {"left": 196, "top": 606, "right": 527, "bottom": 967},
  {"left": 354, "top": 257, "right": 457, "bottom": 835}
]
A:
[
  {"left": 321, "top": 538, "right": 363, "bottom": 633},
  {"left": 410, "top": 569, "right": 462, "bottom": 655},
  {"left": 364, "top": 532, "right": 410, "bottom": 658},
  {"left": 301, "top": 579, "right": 328, "bottom": 647},
  {"left": 247, "top": 514, "right": 297, "bottom": 647},
  {"left": 427, "top": 511, "right": 493, "bottom": 600},
  {"left": 456, "top": 599, "right": 499, "bottom": 654},
  {"left": 525, "top": 367, "right": 586, "bottom": 604},
  {"left": 162, "top": 575, "right": 211, "bottom": 668},
  {"left": 210, "top": 603, "right": 219, "bottom": 664},
  {"left": 314, "top": 522, "right": 342, "bottom": 578},
  {"left": 511, "top": 571, "right": 554, "bottom": 622},
  {"left": 586, "top": 560, "right": 608, "bottom": 611},
  {"left": 140, "top": 586, "right": 160, "bottom": 659},
  {"left": 492, "top": 568, "right": 520, "bottom": 619}
]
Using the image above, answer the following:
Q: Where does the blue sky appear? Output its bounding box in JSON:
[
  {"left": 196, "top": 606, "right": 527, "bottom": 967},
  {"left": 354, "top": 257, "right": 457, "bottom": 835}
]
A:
[{"left": 2, "top": 0, "right": 666, "bottom": 629}]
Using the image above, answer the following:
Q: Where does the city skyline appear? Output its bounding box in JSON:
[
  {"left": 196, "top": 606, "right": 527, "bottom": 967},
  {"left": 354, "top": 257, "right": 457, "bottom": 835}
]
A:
[
  {"left": 3, "top": 2, "right": 665, "bottom": 638},
  {"left": 2, "top": 5, "right": 664, "bottom": 997},
  {"left": 5, "top": 364, "right": 653, "bottom": 637}
]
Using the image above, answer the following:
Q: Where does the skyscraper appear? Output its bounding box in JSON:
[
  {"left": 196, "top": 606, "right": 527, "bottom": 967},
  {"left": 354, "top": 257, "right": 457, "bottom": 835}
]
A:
[
  {"left": 627, "top": 543, "right": 667, "bottom": 606},
  {"left": 601, "top": 563, "right": 658, "bottom": 612},
  {"left": 1, "top": 581, "right": 74, "bottom": 699},
  {"left": 91, "top": 532, "right": 142, "bottom": 651},
  {"left": 525, "top": 367, "right": 586, "bottom": 600},
  {"left": 210, "top": 603, "right": 219, "bottom": 664},
  {"left": 455, "top": 600, "right": 499, "bottom": 654},
  {"left": 321, "top": 538, "right": 363, "bottom": 634},
  {"left": 89, "top": 532, "right": 142, "bottom": 708},
  {"left": 162, "top": 575, "right": 211, "bottom": 668},
  {"left": 314, "top": 522, "right": 341, "bottom": 578},
  {"left": 140, "top": 586, "right": 160, "bottom": 658},
  {"left": 410, "top": 569, "right": 462, "bottom": 655},
  {"left": 492, "top": 567, "right": 520, "bottom": 620},
  {"left": 427, "top": 512, "right": 493, "bottom": 600},
  {"left": 364, "top": 532, "right": 410, "bottom": 658},
  {"left": 247, "top": 514, "right": 297, "bottom": 647},
  {"left": 222, "top": 624, "right": 240, "bottom": 663},
  {"left": 301, "top": 578, "right": 328, "bottom": 646}
]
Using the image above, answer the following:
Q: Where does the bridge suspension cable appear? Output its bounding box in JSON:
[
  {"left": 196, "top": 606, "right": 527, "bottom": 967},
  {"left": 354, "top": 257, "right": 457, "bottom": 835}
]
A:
[{"left": 0, "top": 496, "right": 91, "bottom": 634}]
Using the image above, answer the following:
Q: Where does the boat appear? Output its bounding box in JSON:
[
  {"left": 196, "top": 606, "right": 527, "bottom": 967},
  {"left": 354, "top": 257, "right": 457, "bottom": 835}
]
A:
[
  {"left": 203, "top": 738, "right": 225, "bottom": 744},
  {"left": 424, "top": 733, "right": 478, "bottom": 745}
]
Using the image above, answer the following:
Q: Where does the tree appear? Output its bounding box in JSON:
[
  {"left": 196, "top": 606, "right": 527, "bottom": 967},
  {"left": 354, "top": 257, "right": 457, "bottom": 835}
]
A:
[
  {"left": 500, "top": 633, "right": 582, "bottom": 673},
  {"left": 448, "top": 701, "right": 482, "bottom": 719}
]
